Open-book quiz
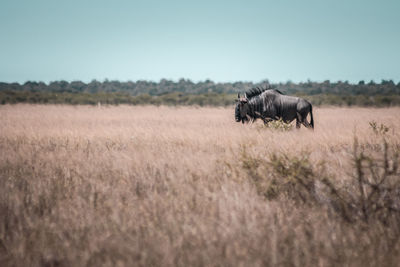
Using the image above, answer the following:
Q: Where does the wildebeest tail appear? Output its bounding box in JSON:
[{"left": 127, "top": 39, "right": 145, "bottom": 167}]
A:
[{"left": 310, "top": 105, "right": 314, "bottom": 129}]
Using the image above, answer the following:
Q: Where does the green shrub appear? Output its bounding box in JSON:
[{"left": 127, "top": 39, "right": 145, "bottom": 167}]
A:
[
  {"left": 240, "top": 146, "right": 318, "bottom": 202},
  {"left": 263, "top": 118, "right": 294, "bottom": 131}
]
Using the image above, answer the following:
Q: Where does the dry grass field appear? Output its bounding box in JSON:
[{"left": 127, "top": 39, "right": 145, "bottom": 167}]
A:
[{"left": 1, "top": 104, "right": 400, "bottom": 266}]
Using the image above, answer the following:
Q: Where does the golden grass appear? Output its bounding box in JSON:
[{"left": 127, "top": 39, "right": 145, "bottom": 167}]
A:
[{"left": 0, "top": 104, "right": 400, "bottom": 266}]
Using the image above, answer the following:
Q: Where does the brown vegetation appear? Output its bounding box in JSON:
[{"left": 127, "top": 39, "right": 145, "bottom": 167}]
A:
[{"left": 1, "top": 105, "right": 400, "bottom": 266}]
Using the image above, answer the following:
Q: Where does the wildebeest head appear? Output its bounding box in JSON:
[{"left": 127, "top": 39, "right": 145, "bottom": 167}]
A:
[{"left": 235, "top": 93, "right": 249, "bottom": 123}]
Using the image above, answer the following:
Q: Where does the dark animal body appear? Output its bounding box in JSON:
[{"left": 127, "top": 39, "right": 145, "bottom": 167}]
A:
[{"left": 235, "top": 86, "right": 314, "bottom": 129}]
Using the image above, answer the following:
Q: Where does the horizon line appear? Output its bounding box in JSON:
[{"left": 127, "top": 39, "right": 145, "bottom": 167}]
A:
[{"left": 1, "top": 78, "right": 399, "bottom": 86}]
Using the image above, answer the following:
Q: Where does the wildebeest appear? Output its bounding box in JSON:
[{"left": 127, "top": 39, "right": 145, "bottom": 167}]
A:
[{"left": 235, "top": 86, "right": 314, "bottom": 129}]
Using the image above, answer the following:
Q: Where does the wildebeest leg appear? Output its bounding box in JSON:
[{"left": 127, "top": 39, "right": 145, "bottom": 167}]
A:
[
  {"left": 303, "top": 120, "right": 311, "bottom": 128},
  {"left": 301, "top": 112, "right": 313, "bottom": 129},
  {"left": 296, "top": 113, "right": 301, "bottom": 129}
]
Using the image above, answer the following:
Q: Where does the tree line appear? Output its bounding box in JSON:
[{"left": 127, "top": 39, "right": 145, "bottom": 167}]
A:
[{"left": 1, "top": 79, "right": 399, "bottom": 106}]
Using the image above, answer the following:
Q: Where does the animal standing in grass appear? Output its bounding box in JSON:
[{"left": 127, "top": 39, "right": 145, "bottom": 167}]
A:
[{"left": 235, "top": 86, "right": 314, "bottom": 129}]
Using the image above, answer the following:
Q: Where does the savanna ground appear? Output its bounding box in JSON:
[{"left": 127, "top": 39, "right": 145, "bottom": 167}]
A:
[{"left": 1, "top": 105, "right": 400, "bottom": 266}]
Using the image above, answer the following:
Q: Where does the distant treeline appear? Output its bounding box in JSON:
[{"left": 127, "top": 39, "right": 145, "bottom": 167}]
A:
[
  {"left": 1, "top": 91, "right": 400, "bottom": 107},
  {"left": 1, "top": 79, "right": 400, "bottom": 106},
  {"left": 0, "top": 91, "right": 235, "bottom": 106}
]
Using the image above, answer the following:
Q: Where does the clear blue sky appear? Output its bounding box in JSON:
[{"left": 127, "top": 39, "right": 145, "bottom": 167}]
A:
[{"left": 0, "top": 0, "right": 399, "bottom": 84}]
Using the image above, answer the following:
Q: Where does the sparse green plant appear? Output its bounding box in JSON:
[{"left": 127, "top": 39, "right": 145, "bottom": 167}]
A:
[
  {"left": 257, "top": 118, "right": 294, "bottom": 131},
  {"left": 240, "top": 145, "right": 319, "bottom": 202},
  {"left": 267, "top": 152, "right": 319, "bottom": 203},
  {"left": 369, "top": 120, "right": 390, "bottom": 135}
]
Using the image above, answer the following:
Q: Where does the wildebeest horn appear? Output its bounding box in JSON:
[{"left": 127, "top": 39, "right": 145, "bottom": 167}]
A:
[{"left": 237, "top": 93, "right": 240, "bottom": 99}]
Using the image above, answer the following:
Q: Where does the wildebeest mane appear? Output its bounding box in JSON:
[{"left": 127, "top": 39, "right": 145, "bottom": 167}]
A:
[{"left": 245, "top": 84, "right": 284, "bottom": 99}]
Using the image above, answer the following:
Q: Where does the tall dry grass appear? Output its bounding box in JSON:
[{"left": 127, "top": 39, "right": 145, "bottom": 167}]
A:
[{"left": 0, "top": 104, "right": 400, "bottom": 266}]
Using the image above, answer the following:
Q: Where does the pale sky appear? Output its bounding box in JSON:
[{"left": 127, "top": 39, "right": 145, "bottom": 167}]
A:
[{"left": 0, "top": 0, "right": 399, "bottom": 83}]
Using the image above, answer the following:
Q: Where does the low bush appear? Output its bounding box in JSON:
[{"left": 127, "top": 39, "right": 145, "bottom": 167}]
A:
[
  {"left": 257, "top": 118, "right": 294, "bottom": 132},
  {"left": 241, "top": 122, "right": 400, "bottom": 225}
]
